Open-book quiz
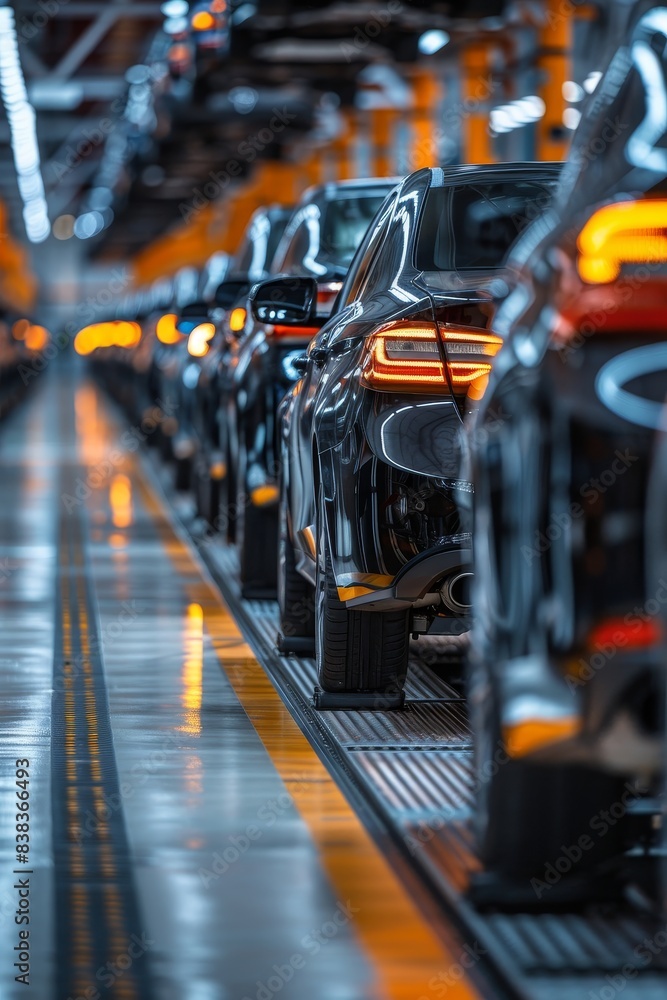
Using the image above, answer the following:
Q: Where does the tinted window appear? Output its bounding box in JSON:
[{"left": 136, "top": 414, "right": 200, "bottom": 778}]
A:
[
  {"left": 235, "top": 235, "right": 254, "bottom": 272},
  {"left": 278, "top": 193, "right": 388, "bottom": 276},
  {"left": 278, "top": 222, "right": 310, "bottom": 273},
  {"left": 319, "top": 194, "right": 386, "bottom": 269},
  {"left": 266, "top": 217, "right": 289, "bottom": 268},
  {"left": 340, "top": 193, "right": 397, "bottom": 306},
  {"left": 415, "top": 180, "right": 556, "bottom": 272},
  {"left": 235, "top": 215, "right": 289, "bottom": 277}
]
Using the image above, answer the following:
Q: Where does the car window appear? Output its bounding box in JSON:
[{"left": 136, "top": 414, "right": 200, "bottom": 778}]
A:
[
  {"left": 415, "top": 179, "right": 557, "bottom": 274},
  {"left": 275, "top": 190, "right": 393, "bottom": 278},
  {"left": 234, "top": 213, "right": 289, "bottom": 276},
  {"left": 266, "top": 216, "right": 289, "bottom": 269},
  {"left": 276, "top": 219, "right": 311, "bottom": 273},
  {"left": 339, "top": 192, "right": 398, "bottom": 307},
  {"left": 318, "top": 194, "right": 387, "bottom": 270}
]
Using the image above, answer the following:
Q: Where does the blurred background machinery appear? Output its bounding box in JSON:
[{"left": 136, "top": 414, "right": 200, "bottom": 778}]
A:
[{"left": 0, "top": 0, "right": 609, "bottom": 330}]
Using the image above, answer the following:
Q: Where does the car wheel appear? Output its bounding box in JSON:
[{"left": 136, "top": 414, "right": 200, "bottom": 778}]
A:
[
  {"left": 277, "top": 466, "right": 314, "bottom": 652},
  {"left": 193, "top": 458, "right": 208, "bottom": 520},
  {"left": 174, "top": 455, "right": 191, "bottom": 492},
  {"left": 315, "top": 484, "right": 409, "bottom": 694},
  {"left": 471, "top": 408, "right": 630, "bottom": 892},
  {"left": 236, "top": 446, "right": 278, "bottom": 599},
  {"left": 221, "top": 422, "right": 237, "bottom": 544},
  {"left": 206, "top": 475, "right": 221, "bottom": 530},
  {"left": 475, "top": 717, "right": 632, "bottom": 888}
]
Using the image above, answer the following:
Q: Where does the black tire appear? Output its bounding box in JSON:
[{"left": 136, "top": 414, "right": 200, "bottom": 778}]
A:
[
  {"left": 476, "top": 738, "right": 631, "bottom": 885},
  {"left": 221, "top": 424, "right": 237, "bottom": 544},
  {"left": 206, "top": 475, "right": 221, "bottom": 529},
  {"left": 278, "top": 468, "right": 315, "bottom": 644},
  {"left": 236, "top": 461, "right": 278, "bottom": 598},
  {"left": 471, "top": 411, "right": 631, "bottom": 887},
  {"left": 315, "top": 486, "right": 409, "bottom": 694},
  {"left": 174, "top": 455, "right": 191, "bottom": 492},
  {"left": 193, "top": 459, "right": 208, "bottom": 520},
  {"left": 159, "top": 427, "right": 172, "bottom": 461},
  {"left": 194, "top": 458, "right": 220, "bottom": 528}
]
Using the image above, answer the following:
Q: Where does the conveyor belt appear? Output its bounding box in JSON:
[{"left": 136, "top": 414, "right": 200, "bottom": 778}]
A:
[{"left": 145, "top": 464, "right": 667, "bottom": 1000}]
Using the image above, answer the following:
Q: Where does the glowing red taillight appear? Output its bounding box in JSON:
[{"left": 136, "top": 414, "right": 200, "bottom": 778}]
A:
[
  {"left": 271, "top": 324, "right": 320, "bottom": 339},
  {"left": 588, "top": 617, "right": 662, "bottom": 651},
  {"left": 360, "top": 320, "right": 502, "bottom": 393},
  {"left": 316, "top": 281, "right": 343, "bottom": 317}
]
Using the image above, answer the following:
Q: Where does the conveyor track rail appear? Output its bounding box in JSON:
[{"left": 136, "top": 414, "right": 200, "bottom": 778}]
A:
[{"left": 146, "top": 455, "right": 667, "bottom": 1000}]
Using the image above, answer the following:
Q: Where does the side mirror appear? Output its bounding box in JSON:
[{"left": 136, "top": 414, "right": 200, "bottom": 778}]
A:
[
  {"left": 249, "top": 276, "right": 318, "bottom": 326},
  {"left": 214, "top": 279, "right": 251, "bottom": 309},
  {"left": 177, "top": 300, "right": 210, "bottom": 334}
]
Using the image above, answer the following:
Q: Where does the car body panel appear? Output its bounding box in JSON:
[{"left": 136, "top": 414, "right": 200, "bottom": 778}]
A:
[
  {"left": 465, "top": 1, "right": 667, "bottom": 775},
  {"left": 283, "top": 164, "right": 561, "bottom": 624}
]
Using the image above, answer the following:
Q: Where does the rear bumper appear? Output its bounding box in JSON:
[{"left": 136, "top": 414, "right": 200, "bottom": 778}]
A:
[{"left": 345, "top": 536, "right": 471, "bottom": 611}]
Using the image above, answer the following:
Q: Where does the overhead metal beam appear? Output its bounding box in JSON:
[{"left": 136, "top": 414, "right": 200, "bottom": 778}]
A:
[
  {"left": 48, "top": 156, "right": 102, "bottom": 216},
  {"left": 30, "top": 76, "right": 126, "bottom": 108},
  {"left": 0, "top": 117, "right": 103, "bottom": 143},
  {"left": 51, "top": 6, "right": 123, "bottom": 80},
  {"left": 16, "top": 2, "right": 161, "bottom": 18}
]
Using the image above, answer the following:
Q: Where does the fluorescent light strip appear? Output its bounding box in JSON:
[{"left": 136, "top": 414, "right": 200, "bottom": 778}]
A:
[{"left": 0, "top": 5, "right": 50, "bottom": 242}]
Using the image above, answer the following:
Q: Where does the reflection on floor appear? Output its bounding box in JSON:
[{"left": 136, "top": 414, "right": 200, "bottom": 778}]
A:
[{"left": 0, "top": 370, "right": 477, "bottom": 1000}]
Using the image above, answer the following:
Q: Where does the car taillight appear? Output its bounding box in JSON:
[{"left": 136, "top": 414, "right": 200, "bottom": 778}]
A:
[
  {"left": 587, "top": 617, "right": 662, "bottom": 651},
  {"left": 229, "top": 307, "right": 247, "bottom": 333},
  {"left": 316, "top": 281, "right": 343, "bottom": 317},
  {"left": 271, "top": 324, "right": 320, "bottom": 339},
  {"left": 156, "top": 313, "right": 182, "bottom": 344},
  {"left": 187, "top": 322, "right": 215, "bottom": 357},
  {"left": 577, "top": 199, "right": 667, "bottom": 284},
  {"left": 360, "top": 321, "right": 502, "bottom": 393}
]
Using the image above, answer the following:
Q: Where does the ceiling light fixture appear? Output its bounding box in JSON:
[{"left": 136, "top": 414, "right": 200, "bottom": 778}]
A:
[
  {"left": 0, "top": 5, "right": 50, "bottom": 243},
  {"left": 161, "top": 0, "right": 189, "bottom": 16},
  {"left": 418, "top": 29, "right": 450, "bottom": 55}
]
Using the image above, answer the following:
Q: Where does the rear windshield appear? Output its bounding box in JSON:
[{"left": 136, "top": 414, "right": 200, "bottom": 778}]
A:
[
  {"left": 415, "top": 179, "right": 556, "bottom": 272},
  {"left": 320, "top": 193, "right": 387, "bottom": 269}
]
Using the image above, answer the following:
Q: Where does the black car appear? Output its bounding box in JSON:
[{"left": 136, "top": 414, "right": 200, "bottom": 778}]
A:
[
  {"left": 151, "top": 265, "right": 201, "bottom": 473},
  {"left": 225, "top": 178, "right": 398, "bottom": 597},
  {"left": 191, "top": 205, "right": 292, "bottom": 527},
  {"left": 261, "top": 163, "right": 559, "bottom": 704},
  {"left": 464, "top": 0, "right": 667, "bottom": 898}
]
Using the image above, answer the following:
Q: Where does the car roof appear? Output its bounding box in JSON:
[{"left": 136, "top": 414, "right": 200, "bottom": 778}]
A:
[{"left": 429, "top": 162, "right": 563, "bottom": 187}]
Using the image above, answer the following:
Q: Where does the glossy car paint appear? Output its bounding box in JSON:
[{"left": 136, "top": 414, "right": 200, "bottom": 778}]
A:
[
  {"left": 191, "top": 207, "right": 293, "bottom": 518},
  {"left": 282, "top": 164, "right": 560, "bottom": 631},
  {"left": 466, "top": 2, "right": 667, "bottom": 783},
  {"left": 222, "top": 179, "right": 399, "bottom": 585}
]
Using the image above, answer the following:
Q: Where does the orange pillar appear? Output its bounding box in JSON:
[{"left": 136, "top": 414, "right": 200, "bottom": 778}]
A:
[
  {"left": 261, "top": 160, "right": 298, "bottom": 205},
  {"left": 536, "top": 0, "right": 572, "bottom": 160},
  {"left": 410, "top": 69, "right": 442, "bottom": 169},
  {"left": 300, "top": 146, "right": 323, "bottom": 189},
  {"left": 370, "top": 107, "right": 398, "bottom": 177},
  {"left": 461, "top": 43, "right": 494, "bottom": 164},
  {"left": 330, "top": 109, "right": 356, "bottom": 180},
  {"left": 221, "top": 180, "right": 261, "bottom": 253}
]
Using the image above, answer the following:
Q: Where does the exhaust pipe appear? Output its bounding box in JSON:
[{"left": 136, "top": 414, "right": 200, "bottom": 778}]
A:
[{"left": 439, "top": 571, "right": 473, "bottom": 615}]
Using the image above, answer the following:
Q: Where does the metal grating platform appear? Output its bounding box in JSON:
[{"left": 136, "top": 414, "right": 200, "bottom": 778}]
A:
[{"left": 151, "top": 457, "right": 667, "bottom": 1000}]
